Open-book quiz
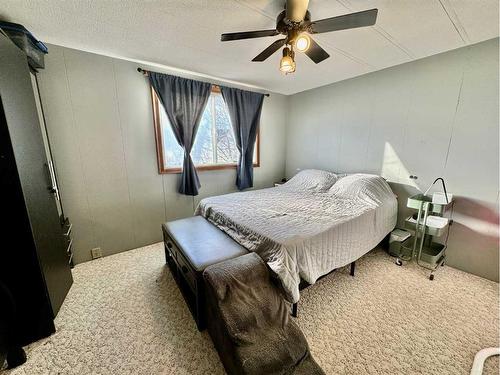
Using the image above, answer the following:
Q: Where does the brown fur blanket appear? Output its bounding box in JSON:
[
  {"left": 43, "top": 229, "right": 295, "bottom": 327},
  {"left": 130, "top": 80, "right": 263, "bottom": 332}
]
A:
[{"left": 203, "top": 253, "right": 324, "bottom": 375}]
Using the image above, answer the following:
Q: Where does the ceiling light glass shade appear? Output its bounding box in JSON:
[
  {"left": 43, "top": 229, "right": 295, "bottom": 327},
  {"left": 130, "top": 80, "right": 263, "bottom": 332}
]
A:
[
  {"left": 280, "top": 47, "right": 296, "bottom": 74},
  {"left": 295, "top": 34, "right": 310, "bottom": 52},
  {"left": 280, "top": 55, "right": 295, "bottom": 73}
]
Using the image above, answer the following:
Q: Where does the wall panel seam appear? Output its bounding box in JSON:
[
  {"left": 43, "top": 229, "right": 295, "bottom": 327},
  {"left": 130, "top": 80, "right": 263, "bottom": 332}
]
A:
[
  {"left": 111, "top": 60, "right": 137, "bottom": 247},
  {"left": 443, "top": 70, "right": 465, "bottom": 171},
  {"left": 62, "top": 49, "right": 98, "bottom": 257}
]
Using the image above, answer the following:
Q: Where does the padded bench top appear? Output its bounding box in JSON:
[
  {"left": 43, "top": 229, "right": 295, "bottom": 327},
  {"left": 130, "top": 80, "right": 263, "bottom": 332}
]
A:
[{"left": 163, "top": 216, "right": 247, "bottom": 272}]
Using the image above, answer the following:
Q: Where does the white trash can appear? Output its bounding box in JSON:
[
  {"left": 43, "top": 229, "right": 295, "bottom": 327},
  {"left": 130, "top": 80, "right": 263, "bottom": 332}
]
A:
[{"left": 389, "top": 228, "right": 411, "bottom": 257}]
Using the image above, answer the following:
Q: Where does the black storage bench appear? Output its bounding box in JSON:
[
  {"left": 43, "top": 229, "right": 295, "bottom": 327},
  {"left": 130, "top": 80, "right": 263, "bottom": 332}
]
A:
[{"left": 162, "top": 216, "right": 247, "bottom": 330}]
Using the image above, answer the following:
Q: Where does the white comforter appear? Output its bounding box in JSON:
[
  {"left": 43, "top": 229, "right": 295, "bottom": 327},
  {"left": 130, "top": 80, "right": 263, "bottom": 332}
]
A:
[{"left": 196, "top": 174, "right": 397, "bottom": 303}]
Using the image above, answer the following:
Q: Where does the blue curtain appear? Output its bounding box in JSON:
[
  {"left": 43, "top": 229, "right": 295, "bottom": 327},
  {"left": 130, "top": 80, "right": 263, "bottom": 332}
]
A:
[
  {"left": 149, "top": 72, "right": 211, "bottom": 196},
  {"left": 220, "top": 87, "right": 264, "bottom": 190}
]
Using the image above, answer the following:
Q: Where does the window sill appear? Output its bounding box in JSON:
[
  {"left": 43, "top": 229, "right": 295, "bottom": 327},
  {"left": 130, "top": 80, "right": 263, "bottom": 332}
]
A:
[{"left": 159, "top": 162, "right": 260, "bottom": 174}]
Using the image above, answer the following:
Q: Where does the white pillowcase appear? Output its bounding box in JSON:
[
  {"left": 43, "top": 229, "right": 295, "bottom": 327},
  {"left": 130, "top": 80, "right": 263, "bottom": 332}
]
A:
[
  {"left": 328, "top": 173, "right": 390, "bottom": 200},
  {"left": 283, "top": 169, "right": 338, "bottom": 192}
]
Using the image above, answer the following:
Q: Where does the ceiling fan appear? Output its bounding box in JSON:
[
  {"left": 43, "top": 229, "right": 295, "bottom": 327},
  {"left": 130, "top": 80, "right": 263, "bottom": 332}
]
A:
[{"left": 221, "top": 0, "right": 378, "bottom": 74}]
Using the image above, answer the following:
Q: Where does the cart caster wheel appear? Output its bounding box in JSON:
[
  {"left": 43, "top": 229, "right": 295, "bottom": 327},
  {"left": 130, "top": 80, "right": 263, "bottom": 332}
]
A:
[
  {"left": 441, "top": 262, "right": 445, "bottom": 267},
  {"left": 429, "top": 274, "right": 434, "bottom": 281},
  {"left": 395, "top": 259, "right": 403, "bottom": 266}
]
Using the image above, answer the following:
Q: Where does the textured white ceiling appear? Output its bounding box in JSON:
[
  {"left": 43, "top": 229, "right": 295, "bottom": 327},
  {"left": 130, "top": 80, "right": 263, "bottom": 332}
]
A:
[{"left": 1, "top": 0, "right": 498, "bottom": 95}]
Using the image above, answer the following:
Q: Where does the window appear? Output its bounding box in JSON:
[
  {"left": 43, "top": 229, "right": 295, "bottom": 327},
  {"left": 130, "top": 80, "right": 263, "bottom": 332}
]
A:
[{"left": 152, "top": 86, "right": 260, "bottom": 174}]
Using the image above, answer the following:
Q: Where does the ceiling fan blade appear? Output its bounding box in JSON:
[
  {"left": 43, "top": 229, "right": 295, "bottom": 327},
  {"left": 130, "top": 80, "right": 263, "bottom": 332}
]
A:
[
  {"left": 221, "top": 29, "right": 279, "bottom": 42},
  {"left": 310, "top": 8, "right": 378, "bottom": 34},
  {"left": 304, "top": 38, "right": 330, "bottom": 64},
  {"left": 252, "top": 38, "right": 286, "bottom": 62},
  {"left": 286, "top": 0, "right": 309, "bottom": 22}
]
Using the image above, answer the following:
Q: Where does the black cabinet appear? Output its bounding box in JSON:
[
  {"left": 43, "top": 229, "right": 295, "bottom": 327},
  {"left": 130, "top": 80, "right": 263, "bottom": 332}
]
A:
[{"left": 0, "top": 33, "right": 73, "bottom": 348}]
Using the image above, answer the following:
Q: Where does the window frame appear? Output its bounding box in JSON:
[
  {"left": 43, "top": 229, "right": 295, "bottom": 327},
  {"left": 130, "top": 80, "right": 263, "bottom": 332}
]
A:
[{"left": 151, "top": 86, "right": 260, "bottom": 174}]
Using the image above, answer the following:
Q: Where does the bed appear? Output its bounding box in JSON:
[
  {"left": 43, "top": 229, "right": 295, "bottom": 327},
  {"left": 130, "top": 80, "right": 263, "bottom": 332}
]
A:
[{"left": 195, "top": 171, "right": 398, "bottom": 303}]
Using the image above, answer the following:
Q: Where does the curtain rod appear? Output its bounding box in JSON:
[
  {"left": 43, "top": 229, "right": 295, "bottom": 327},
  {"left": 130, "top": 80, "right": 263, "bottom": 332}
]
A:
[{"left": 137, "top": 67, "right": 270, "bottom": 97}]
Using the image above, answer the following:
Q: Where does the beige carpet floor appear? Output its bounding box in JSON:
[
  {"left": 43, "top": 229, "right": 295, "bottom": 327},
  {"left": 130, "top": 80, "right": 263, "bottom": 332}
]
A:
[{"left": 5, "top": 243, "right": 499, "bottom": 375}]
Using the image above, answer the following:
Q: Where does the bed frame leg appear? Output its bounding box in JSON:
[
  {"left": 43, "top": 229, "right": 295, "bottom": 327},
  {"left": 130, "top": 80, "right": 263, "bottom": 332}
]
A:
[
  {"left": 292, "top": 303, "right": 298, "bottom": 318},
  {"left": 350, "top": 261, "right": 355, "bottom": 277}
]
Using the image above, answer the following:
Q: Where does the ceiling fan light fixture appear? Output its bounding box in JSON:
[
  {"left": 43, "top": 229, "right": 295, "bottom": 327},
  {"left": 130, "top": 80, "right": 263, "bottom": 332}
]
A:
[
  {"left": 221, "top": 1, "right": 379, "bottom": 75},
  {"left": 295, "top": 33, "right": 310, "bottom": 52},
  {"left": 280, "top": 47, "right": 296, "bottom": 74}
]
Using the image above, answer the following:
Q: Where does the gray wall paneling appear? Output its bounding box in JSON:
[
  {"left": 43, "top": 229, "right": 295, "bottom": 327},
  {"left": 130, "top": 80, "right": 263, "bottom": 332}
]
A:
[
  {"left": 39, "top": 39, "right": 498, "bottom": 281},
  {"left": 286, "top": 38, "right": 499, "bottom": 281},
  {"left": 38, "top": 45, "right": 287, "bottom": 264}
]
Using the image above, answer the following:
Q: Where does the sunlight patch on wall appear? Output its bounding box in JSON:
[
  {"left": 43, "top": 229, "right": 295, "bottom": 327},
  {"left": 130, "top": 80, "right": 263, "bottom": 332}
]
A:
[{"left": 381, "top": 142, "right": 418, "bottom": 188}]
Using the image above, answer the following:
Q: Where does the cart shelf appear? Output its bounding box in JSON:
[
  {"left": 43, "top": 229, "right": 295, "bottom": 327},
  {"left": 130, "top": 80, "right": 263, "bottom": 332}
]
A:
[
  {"left": 407, "top": 194, "right": 451, "bottom": 214},
  {"left": 405, "top": 215, "right": 449, "bottom": 237},
  {"left": 419, "top": 242, "right": 446, "bottom": 265},
  {"left": 401, "top": 237, "right": 447, "bottom": 266}
]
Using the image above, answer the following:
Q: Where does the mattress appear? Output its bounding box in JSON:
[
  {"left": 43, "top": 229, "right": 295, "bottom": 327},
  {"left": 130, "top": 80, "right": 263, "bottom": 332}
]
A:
[{"left": 196, "top": 174, "right": 398, "bottom": 303}]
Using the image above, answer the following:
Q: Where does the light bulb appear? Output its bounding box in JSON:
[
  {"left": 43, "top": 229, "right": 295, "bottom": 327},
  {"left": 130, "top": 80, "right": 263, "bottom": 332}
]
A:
[{"left": 295, "top": 34, "right": 310, "bottom": 52}]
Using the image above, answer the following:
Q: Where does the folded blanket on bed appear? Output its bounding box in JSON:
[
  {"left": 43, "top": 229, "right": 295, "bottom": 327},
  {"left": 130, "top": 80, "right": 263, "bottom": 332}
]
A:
[{"left": 203, "top": 253, "right": 324, "bottom": 375}]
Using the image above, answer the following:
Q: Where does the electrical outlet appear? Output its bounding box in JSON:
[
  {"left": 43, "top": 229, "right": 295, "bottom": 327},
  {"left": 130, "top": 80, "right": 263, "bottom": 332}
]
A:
[{"left": 91, "top": 247, "right": 102, "bottom": 259}]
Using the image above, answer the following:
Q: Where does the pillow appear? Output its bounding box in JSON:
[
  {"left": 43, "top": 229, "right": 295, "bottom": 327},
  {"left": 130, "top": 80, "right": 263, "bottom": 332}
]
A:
[
  {"left": 282, "top": 169, "right": 338, "bottom": 192},
  {"left": 328, "top": 173, "right": 393, "bottom": 201}
]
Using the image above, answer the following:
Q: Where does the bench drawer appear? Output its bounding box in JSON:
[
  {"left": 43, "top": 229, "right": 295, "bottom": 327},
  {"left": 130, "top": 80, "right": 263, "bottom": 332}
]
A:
[
  {"left": 176, "top": 251, "right": 196, "bottom": 292},
  {"left": 164, "top": 236, "right": 178, "bottom": 260},
  {"left": 163, "top": 232, "right": 196, "bottom": 293}
]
